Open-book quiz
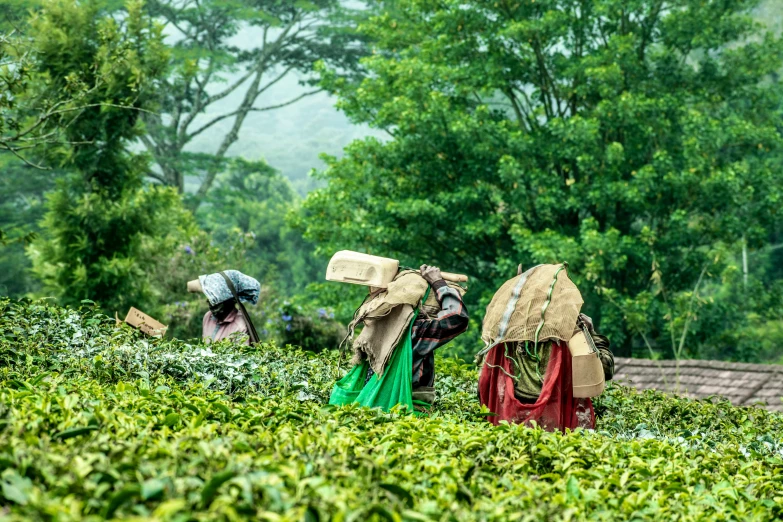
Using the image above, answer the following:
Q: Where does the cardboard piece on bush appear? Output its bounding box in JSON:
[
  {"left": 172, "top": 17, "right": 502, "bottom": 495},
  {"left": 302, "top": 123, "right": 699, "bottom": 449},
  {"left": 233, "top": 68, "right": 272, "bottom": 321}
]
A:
[{"left": 122, "top": 307, "right": 167, "bottom": 337}]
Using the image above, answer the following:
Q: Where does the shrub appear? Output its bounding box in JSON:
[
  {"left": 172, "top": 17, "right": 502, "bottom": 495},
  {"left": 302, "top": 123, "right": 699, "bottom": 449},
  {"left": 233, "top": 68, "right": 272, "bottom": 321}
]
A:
[{"left": 1, "top": 298, "right": 783, "bottom": 520}]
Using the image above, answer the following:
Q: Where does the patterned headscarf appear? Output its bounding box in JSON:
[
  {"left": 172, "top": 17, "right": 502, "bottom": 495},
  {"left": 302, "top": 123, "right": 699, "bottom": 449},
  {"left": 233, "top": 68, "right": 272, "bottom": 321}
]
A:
[{"left": 198, "top": 270, "right": 260, "bottom": 306}]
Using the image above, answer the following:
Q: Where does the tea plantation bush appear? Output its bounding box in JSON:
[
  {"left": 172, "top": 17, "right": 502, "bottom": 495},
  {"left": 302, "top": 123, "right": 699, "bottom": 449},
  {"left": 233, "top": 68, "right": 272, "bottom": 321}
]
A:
[{"left": 1, "top": 299, "right": 783, "bottom": 521}]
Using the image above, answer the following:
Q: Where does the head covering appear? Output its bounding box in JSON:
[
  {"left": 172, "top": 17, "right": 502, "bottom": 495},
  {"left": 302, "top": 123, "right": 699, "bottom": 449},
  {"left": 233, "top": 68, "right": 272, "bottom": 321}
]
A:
[{"left": 198, "top": 270, "right": 260, "bottom": 306}]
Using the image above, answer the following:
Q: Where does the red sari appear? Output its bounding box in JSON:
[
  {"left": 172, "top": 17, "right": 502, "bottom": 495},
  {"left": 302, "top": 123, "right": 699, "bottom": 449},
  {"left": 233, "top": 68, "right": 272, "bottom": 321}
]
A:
[{"left": 478, "top": 341, "right": 595, "bottom": 432}]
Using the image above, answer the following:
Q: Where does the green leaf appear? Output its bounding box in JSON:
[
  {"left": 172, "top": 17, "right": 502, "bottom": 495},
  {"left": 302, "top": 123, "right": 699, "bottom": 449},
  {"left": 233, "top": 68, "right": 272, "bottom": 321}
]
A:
[
  {"left": 141, "top": 478, "right": 166, "bottom": 500},
  {"left": 456, "top": 483, "right": 473, "bottom": 505},
  {"left": 213, "top": 402, "right": 231, "bottom": 418},
  {"left": 8, "top": 380, "right": 32, "bottom": 391},
  {"left": 566, "top": 476, "right": 581, "bottom": 501},
  {"left": 1, "top": 470, "right": 33, "bottom": 506},
  {"left": 102, "top": 485, "right": 140, "bottom": 518},
  {"left": 30, "top": 372, "right": 50, "bottom": 386},
  {"left": 305, "top": 505, "right": 320, "bottom": 522},
  {"left": 152, "top": 499, "right": 186, "bottom": 518},
  {"left": 380, "top": 483, "right": 413, "bottom": 508},
  {"left": 53, "top": 425, "right": 98, "bottom": 440},
  {"left": 162, "top": 413, "right": 180, "bottom": 427},
  {"left": 367, "top": 504, "right": 398, "bottom": 521},
  {"left": 401, "top": 510, "right": 431, "bottom": 521},
  {"left": 201, "top": 470, "right": 236, "bottom": 507}
]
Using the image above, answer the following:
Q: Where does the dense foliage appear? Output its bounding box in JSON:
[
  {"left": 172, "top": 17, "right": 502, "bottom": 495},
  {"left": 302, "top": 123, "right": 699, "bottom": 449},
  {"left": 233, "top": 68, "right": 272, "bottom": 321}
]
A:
[
  {"left": 303, "top": 0, "right": 783, "bottom": 359},
  {"left": 1, "top": 298, "right": 783, "bottom": 520},
  {"left": 3, "top": 0, "right": 783, "bottom": 363},
  {"left": 196, "top": 158, "right": 320, "bottom": 295},
  {"left": 25, "top": 0, "right": 183, "bottom": 315}
]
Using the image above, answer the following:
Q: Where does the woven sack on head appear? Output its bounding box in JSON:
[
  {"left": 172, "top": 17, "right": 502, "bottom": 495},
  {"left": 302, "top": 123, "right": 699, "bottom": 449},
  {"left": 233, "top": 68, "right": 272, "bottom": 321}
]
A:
[
  {"left": 481, "top": 264, "right": 583, "bottom": 346},
  {"left": 421, "top": 281, "right": 466, "bottom": 317}
]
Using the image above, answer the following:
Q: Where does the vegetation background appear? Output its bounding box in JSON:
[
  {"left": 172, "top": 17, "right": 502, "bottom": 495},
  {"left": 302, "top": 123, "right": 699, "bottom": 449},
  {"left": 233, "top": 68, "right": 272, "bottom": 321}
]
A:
[{"left": 3, "top": 0, "right": 783, "bottom": 364}]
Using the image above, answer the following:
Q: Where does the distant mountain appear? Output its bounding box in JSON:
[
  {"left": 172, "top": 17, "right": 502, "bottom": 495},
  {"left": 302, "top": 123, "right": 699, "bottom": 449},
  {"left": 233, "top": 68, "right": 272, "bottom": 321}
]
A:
[{"left": 186, "top": 70, "right": 385, "bottom": 196}]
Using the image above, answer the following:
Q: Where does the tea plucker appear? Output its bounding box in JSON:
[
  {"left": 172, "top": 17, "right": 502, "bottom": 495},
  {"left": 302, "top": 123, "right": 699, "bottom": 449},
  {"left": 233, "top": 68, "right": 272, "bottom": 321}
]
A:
[
  {"left": 326, "top": 251, "right": 469, "bottom": 411},
  {"left": 187, "top": 270, "right": 261, "bottom": 345},
  {"left": 507, "top": 312, "right": 614, "bottom": 403},
  {"left": 372, "top": 264, "right": 469, "bottom": 406},
  {"left": 477, "top": 263, "right": 614, "bottom": 431}
]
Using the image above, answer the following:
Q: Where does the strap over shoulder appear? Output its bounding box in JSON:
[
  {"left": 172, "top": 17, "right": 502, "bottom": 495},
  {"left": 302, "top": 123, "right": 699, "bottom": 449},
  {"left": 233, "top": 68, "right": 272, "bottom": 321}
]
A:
[{"left": 219, "top": 271, "right": 260, "bottom": 345}]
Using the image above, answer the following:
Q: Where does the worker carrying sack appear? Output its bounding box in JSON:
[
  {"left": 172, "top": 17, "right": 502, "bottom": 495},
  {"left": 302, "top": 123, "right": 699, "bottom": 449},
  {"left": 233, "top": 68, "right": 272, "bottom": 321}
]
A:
[
  {"left": 218, "top": 271, "right": 261, "bottom": 345},
  {"left": 324, "top": 251, "right": 468, "bottom": 413},
  {"left": 346, "top": 270, "right": 429, "bottom": 376},
  {"left": 480, "top": 263, "right": 604, "bottom": 398},
  {"left": 329, "top": 287, "right": 431, "bottom": 413}
]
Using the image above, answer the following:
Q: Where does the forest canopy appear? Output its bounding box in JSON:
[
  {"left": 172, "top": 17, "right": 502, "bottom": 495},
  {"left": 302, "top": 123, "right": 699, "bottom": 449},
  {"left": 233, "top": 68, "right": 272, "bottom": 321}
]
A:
[
  {"left": 302, "top": 0, "right": 783, "bottom": 360},
  {"left": 2, "top": 0, "right": 783, "bottom": 363}
]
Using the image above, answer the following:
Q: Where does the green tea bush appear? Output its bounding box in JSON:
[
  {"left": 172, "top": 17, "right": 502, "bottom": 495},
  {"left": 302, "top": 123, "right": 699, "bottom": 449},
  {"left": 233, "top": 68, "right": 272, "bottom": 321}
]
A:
[
  {"left": 1, "top": 298, "right": 783, "bottom": 520},
  {"left": 276, "top": 302, "right": 347, "bottom": 354}
]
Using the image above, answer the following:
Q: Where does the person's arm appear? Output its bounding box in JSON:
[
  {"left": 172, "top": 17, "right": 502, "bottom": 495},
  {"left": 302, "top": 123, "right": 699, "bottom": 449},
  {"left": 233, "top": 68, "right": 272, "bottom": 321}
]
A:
[
  {"left": 579, "top": 313, "right": 614, "bottom": 381},
  {"left": 412, "top": 266, "right": 469, "bottom": 357},
  {"left": 593, "top": 333, "right": 614, "bottom": 381}
]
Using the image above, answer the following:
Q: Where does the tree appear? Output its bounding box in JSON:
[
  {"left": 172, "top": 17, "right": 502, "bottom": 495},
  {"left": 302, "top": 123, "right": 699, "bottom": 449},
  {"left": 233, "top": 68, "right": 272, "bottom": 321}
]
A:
[
  {"left": 0, "top": 156, "right": 48, "bottom": 296},
  {"left": 197, "top": 157, "right": 320, "bottom": 293},
  {"left": 301, "top": 0, "right": 783, "bottom": 356},
  {"left": 139, "top": 0, "right": 370, "bottom": 206},
  {"left": 0, "top": 17, "right": 68, "bottom": 167},
  {"left": 0, "top": 0, "right": 133, "bottom": 167},
  {"left": 28, "top": 0, "right": 180, "bottom": 313}
]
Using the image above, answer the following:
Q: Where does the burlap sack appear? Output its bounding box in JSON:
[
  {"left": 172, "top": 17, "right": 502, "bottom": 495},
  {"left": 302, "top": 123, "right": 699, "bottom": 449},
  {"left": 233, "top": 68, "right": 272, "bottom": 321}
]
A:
[
  {"left": 349, "top": 270, "right": 427, "bottom": 322},
  {"left": 482, "top": 264, "right": 583, "bottom": 346},
  {"left": 353, "top": 304, "right": 415, "bottom": 376},
  {"left": 348, "top": 270, "right": 428, "bottom": 375}
]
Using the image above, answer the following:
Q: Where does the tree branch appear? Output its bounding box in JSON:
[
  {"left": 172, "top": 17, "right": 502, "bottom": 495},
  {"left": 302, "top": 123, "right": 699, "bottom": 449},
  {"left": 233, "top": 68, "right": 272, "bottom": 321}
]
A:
[{"left": 249, "top": 90, "right": 321, "bottom": 112}]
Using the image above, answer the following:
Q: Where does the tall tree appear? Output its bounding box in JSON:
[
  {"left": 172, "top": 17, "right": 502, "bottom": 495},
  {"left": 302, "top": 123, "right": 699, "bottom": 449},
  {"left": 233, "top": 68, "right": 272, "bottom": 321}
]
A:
[
  {"left": 196, "top": 157, "right": 319, "bottom": 293},
  {"left": 302, "top": 0, "right": 783, "bottom": 356},
  {"left": 0, "top": 157, "right": 48, "bottom": 296},
  {"left": 28, "top": 0, "right": 180, "bottom": 313},
  {"left": 140, "top": 0, "right": 369, "bottom": 206}
]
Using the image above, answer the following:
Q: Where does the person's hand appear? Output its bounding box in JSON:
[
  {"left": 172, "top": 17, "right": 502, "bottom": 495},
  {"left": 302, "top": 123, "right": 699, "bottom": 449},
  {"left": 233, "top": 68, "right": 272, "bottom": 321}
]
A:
[
  {"left": 420, "top": 264, "right": 443, "bottom": 285},
  {"left": 579, "top": 313, "right": 595, "bottom": 333}
]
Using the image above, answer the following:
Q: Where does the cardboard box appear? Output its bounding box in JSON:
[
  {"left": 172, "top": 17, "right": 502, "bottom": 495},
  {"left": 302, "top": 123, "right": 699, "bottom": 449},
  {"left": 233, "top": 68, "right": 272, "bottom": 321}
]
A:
[{"left": 122, "top": 307, "right": 167, "bottom": 337}]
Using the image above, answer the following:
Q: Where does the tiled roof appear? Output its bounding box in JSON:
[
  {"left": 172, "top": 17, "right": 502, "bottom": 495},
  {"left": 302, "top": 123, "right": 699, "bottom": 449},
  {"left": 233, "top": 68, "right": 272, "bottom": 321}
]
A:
[{"left": 613, "top": 357, "right": 783, "bottom": 412}]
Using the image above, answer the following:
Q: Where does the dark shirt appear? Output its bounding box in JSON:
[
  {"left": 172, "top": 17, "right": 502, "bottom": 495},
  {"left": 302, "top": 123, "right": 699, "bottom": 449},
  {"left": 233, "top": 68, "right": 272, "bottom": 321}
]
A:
[{"left": 411, "top": 279, "right": 469, "bottom": 388}]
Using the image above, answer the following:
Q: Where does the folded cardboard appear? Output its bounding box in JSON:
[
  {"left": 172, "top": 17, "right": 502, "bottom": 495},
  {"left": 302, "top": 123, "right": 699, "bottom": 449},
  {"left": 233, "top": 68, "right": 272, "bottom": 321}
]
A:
[
  {"left": 325, "top": 250, "right": 468, "bottom": 289},
  {"left": 122, "top": 307, "right": 167, "bottom": 337},
  {"left": 568, "top": 330, "right": 605, "bottom": 398},
  {"left": 326, "top": 251, "right": 400, "bottom": 288}
]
